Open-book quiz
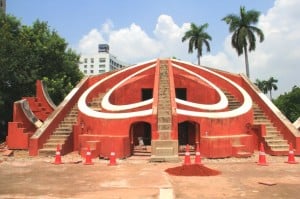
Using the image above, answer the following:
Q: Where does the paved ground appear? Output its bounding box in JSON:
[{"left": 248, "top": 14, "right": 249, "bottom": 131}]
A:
[{"left": 0, "top": 151, "right": 299, "bottom": 199}]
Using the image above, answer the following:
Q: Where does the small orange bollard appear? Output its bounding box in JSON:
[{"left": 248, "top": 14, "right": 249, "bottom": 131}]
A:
[
  {"left": 53, "top": 144, "right": 62, "bottom": 165},
  {"left": 285, "top": 143, "right": 298, "bottom": 164},
  {"left": 183, "top": 144, "right": 191, "bottom": 165},
  {"left": 84, "top": 145, "right": 93, "bottom": 165},
  {"left": 257, "top": 143, "right": 268, "bottom": 166},
  {"left": 194, "top": 144, "right": 202, "bottom": 165},
  {"left": 108, "top": 149, "right": 117, "bottom": 166}
]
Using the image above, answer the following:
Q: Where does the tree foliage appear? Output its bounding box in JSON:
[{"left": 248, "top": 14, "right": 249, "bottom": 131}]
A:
[
  {"left": 222, "top": 6, "right": 264, "bottom": 78},
  {"left": 182, "top": 23, "right": 212, "bottom": 65},
  {"left": 254, "top": 79, "right": 268, "bottom": 94},
  {"left": 273, "top": 86, "right": 300, "bottom": 122},
  {"left": 264, "top": 77, "right": 278, "bottom": 100},
  {"left": 0, "top": 13, "right": 83, "bottom": 139},
  {"left": 255, "top": 77, "right": 278, "bottom": 100}
]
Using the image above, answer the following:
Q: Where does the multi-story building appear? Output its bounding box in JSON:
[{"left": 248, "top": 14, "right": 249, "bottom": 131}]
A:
[{"left": 79, "top": 44, "right": 128, "bottom": 75}]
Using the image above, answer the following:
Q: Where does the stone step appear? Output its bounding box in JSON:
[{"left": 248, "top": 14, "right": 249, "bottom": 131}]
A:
[
  {"left": 47, "top": 138, "right": 66, "bottom": 143},
  {"left": 266, "top": 139, "right": 288, "bottom": 145},
  {"left": 67, "top": 114, "right": 77, "bottom": 117},
  {"left": 158, "top": 116, "right": 171, "bottom": 123},
  {"left": 264, "top": 134, "right": 281, "bottom": 139},
  {"left": 254, "top": 115, "right": 267, "bottom": 120},
  {"left": 158, "top": 101, "right": 170, "bottom": 105},
  {"left": 158, "top": 110, "right": 171, "bottom": 115},
  {"left": 63, "top": 118, "right": 77, "bottom": 122},
  {"left": 60, "top": 120, "right": 76, "bottom": 124},
  {"left": 54, "top": 128, "right": 72, "bottom": 133},
  {"left": 266, "top": 126, "right": 277, "bottom": 130},
  {"left": 39, "top": 148, "right": 57, "bottom": 156},
  {"left": 268, "top": 144, "right": 289, "bottom": 150},
  {"left": 158, "top": 94, "right": 170, "bottom": 98},
  {"left": 59, "top": 124, "right": 73, "bottom": 128},
  {"left": 158, "top": 130, "right": 171, "bottom": 140},
  {"left": 267, "top": 130, "right": 280, "bottom": 135},
  {"left": 254, "top": 110, "right": 264, "bottom": 114},
  {"left": 43, "top": 142, "right": 65, "bottom": 148},
  {"left": 157, "top": 106, "right": 170, "bottom": 110},
  {"left": 229, "top": 101, "right": 240, "bottom": 104},
  {"left": 158, "top": 123, "right": 172, "bottom": 131},
  {"left": 253, "top": 120, "right": 273, "bottom": 125},
  {"left": 50, "top": 134, "right": 69, "bottom": 139}
]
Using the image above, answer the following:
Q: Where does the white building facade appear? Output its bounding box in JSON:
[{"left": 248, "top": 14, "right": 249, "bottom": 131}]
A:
[{"left": 79, "top": 44, "right": 128, "bottom": 75}]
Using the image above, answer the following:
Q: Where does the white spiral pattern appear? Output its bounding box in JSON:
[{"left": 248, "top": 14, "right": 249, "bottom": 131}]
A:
[{"left": 78, "top": 59, "right": 252, "bottom": 119}]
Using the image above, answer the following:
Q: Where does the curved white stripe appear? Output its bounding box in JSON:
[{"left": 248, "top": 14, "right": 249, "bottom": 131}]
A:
[
  {"left": 173, "top": 59, "right": 252, "bottom": 118},
  {"left": 78, "top": 60, "right": 156, "bottom": 119},
  {"left": 101, "top": 64, "right": 155, "bottom": 111},
  {"left": 78, "top": 58, "right": 252, "bottom": 119},
  {"left": 173, "top": 63, "right": 228, "bottom": 110}
]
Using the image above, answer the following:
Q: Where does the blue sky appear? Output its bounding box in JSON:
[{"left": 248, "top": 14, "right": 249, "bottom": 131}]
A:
[
  {"left": 6, "top": 0, "right": 300, "bottom": 97},
  {"left": 7, "top": 0, "right": 274, "bottom": 54}
]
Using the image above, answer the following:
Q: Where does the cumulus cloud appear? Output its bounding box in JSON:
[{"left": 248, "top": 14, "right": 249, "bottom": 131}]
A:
[
  {"left": 77, "top": 29, "right": 106, "bottom": 55},
  {"left": 76, "top": 14, "right": 191, "bottom": 64},
  {"left": 76, "top": 0, "right": 299, "bottom": 96},
  {"left": 249, "top": 0, "right": 300, "bottom": 96},
  {"left": 108, "top": 23, "right": 161, "bottom": 63},
  {"left": 202, "top": 0, "right": 300, "bottom": 96},
  {"left": 154, "top": 15, "right": 190, "bottom": 59}
]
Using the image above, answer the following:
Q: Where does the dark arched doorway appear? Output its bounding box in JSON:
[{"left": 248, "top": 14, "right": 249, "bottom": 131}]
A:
[
  {"left": 178, "top": 121, "right": 199, "bottom": 153},
  {"left": 129, "top": 122, "right": 151, "bottom": 156}
]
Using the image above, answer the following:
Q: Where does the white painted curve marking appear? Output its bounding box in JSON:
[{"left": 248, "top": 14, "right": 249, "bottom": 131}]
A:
[
  {"left": 101, "top": 64, "right": 155, "bottom": 111},
  {"left": 78, "top": 60, "right": 156, "bottom": 119},
  {"left": 78, "top": 58, "right": 252, "bottom": 119},
  {"left": 173, "top": 60, "right": 252, "bottom": 118},
  {"left": 173, "top": 63, "right": 228, "bottom": 110}
]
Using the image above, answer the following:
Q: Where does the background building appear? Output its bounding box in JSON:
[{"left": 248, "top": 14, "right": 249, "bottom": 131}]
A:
[{"left": 79, "top": 44, "right": 128, "bottom": 75}]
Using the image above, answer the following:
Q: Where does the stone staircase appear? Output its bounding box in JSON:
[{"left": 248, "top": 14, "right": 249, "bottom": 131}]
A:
[
  {"left": 151, "top": 60, "right": 178, "bottom": 162},
  {"left": 253, "top": 103, "right": 289, "bottom": 153},
  {"left": 87, "top": 93, "right": 105, "bottom": 111},
  {"left": 38, "top": 105, "right": 78, "bottom": 156},
  {"left": 224, "top": 91, "right": 252, "bottom": 157},
  {"left": 223, "top": 90, "right": 241, "bottom": 110},
  {"left": 157, "top": 61, "right": 172, "bottom": 139}
]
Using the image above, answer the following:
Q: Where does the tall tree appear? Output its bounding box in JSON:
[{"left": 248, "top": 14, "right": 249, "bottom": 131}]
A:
[
  {"left": 254, "top": 79, "right": 267, "bottom": 94},
  {"left": 265, "top": 77, "right": 278, "bottom": 100},
  {"left": 0, "top": 13, "right": 83, "bottom": 140},
  {"left": 222, "top": 6, "right": 264, "bottom": 78},
  {"left": 274, "top": 86, "right": 300, "bottom": 122},
  {"left": 182, "top": 23, "right": 212, "bottom": 65}
]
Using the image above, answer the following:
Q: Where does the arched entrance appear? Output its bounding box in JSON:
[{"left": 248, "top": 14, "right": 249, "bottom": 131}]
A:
[
  {"left": 129, "top": 122, "right": 151, "bottom": 156},
  {"left": 178, "top": 121, "right": 200, "bottom": 152}
]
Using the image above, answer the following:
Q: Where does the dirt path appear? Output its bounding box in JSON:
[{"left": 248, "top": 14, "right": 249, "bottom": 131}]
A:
[{"left": 0, "top": 151, "right": 299, "bottom": 198}]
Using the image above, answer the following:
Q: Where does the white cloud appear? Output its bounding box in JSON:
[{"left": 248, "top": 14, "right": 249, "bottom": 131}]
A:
[
  {"left": 76, "top": 0, "right": 300, "bottom": 96},
  {"left": 154, "top": 15, "right": 191, "bottom": 59},
  {"left": 251, "top": 0, "right": 300, "bottom": 96},
  {"left": 108, "top": 23, "right": 161, "bottom": 64},
  {"left": 77, "top": 29, "right": 106, "bottom": 55},
  {"left": 76, "top": 15, "right": 191, "bottom": 64},
  {"left": 202, "top": 0, "right": 300, "bottom": 97}
]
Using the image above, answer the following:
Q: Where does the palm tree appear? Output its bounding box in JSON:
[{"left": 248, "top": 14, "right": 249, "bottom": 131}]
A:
[
  {"left": 222, "top": 6, "right": 264, "bottom": 78},
  {"left": 254, "top": 79, "right": 267, "bottom": 94},
  {"left": 182, "top": 23, "right": 212, "bottom": 65},
  {"left": 265, "top": 77, "right": 278, "bottom": 100}
]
